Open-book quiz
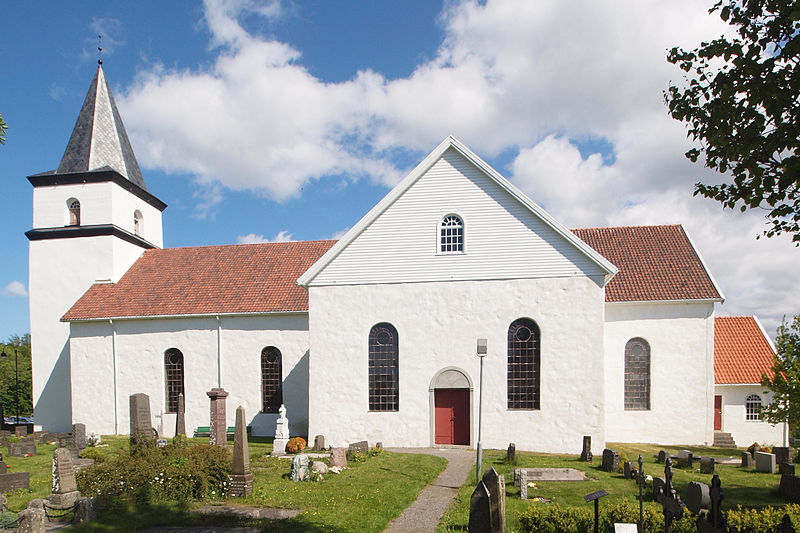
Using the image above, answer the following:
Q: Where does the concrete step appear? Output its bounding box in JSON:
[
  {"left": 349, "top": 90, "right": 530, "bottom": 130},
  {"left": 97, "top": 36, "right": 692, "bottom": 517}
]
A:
[{"left": 713, "top": 431, "right": 737, "bottom": 448}]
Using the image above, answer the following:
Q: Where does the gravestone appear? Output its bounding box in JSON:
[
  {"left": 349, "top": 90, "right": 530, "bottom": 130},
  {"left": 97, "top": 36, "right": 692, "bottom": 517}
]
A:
[
  {"left": 696, "top": 475, "right": 738, "bottom": 533},
  {"left": 519, "top": 468, "right": 528, "bottom": 500},
  {"left": 601, "top": 448, "right": 619, "bottom": 472},
  {"left": 580, "top": 435, "right": 592, "bottom": 462},
  {"left": 686, "top": 481, "right": 710, "bottom": 514},
  {"left": 313, "top": 435, "right": 325, "bottom": 451},
  {"left": 290, "top": 454, "right": 310, "bottom": 482},
  {"left": 329, "top": 447, "right": 347, "bottom": 468},
  {"left": 777, "top": 514, "right": 797, "bottom": 533},
  {"left": 468, "top": 467, "right": 505, "bottom": 533},
  {"left": 206, "top": 388, "right": 229, "bottom": 447},
  {"left": 614, "top": 525, "right": 638, "bottom": 533},
  {"left": 14, "top": 426, "right": 27, "bottom": 437},
  {"left": 468, "top": 480, "right": 492, "bottom": 533},
  {"left": 677, "top": 449, "right": 693, "bottom": 468},
  {"left": 779, "top": 474, "right": 800, "bottom": 503},
  {"left": 348, "top": 440, "right": 369, "bottom": 455},
  {"left": 48, "top": 448, "right": 80, "bottom": 507},
  {"left": 0, "top": 471, "right": 30, "bottom": 492},
  {"left": 0, "top": 459, "right": 6, "bottom": 474},
  {"left": 17, "top": 507, "right": 45, "bottom": 533},
  {"left": 506, "top": 443, "right": 515, "bottom": 464},
  {"left": 755, "top": 451, "right": 777, "bottom": 473},
  {"left": 741, "top": 452, "right": 754, "bottom": 469},
  {"left": 74, "top": 497, "right": 98, "bottom": 524},
  {"left": 781, "top": 463, "right": 797, "bottom": 476},
  {"left": 658, "top": 459, "right": 685, "bottom": 533},
  {"left": 623, "top": 461, "right": 634, "bottom": 479},
  {"left": 700, "top": 456, "right": 715, "bottom": 474},
  {"left": 272, "top": 404, "right": 290, "bottom": 455},
  {"left": 72, "top": 423, "right": 87, "bottom": 450},
  {"left": 657, "top": 450, "right": 667, "bottom": 463},
  {"left": 653, "top": 477, "right": 666, "bottom": 501},
  {"left": 9, "top": 439, "right": 36, "bottom": 457},
  {"left": 376, "top": 442, "right": 383, "bottom": 448},
  {"left": 230, "top": 405, "right": 253, "bottom": 497},
  {"left": 175, "top": 392, "right": 186, "bottom": 437},
  {"left": 129, "top": 393, "right": 154, "bottom": 443},
  {"left": 775, "top": 447, "right": 791, "bottom": 465}
]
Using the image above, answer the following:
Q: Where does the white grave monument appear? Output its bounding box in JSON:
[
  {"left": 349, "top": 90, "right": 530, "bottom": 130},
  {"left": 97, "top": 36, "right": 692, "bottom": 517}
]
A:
[{"left": 272, "top": 404, "right": 290, "bottom": 456}]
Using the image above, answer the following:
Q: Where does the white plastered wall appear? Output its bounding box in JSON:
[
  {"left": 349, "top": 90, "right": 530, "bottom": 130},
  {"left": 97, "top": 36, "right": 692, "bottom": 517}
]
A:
[
  {"left": 307, "top": 276, "right": 607, "bottom": 454},
  {"left": 69, "top": 314, "right": 310, "bottom": 437},
  {"left": 715, "top": 384, "right": 785, "bottom": 447},
  {"left": 603, "top": 301, "right": 716, "bottom": 445}
]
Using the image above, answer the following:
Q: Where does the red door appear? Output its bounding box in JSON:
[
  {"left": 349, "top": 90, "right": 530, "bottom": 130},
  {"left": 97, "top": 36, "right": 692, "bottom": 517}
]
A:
[
  {"left": 714, "top": 395, "right": 722, "bottom": 430},
  {"left": 434, "top": 389, "right": 470, "bottom": 445}
]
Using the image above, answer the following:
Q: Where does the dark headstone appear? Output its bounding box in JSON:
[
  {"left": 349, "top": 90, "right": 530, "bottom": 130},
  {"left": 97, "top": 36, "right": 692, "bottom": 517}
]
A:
[
  {"left": 72, "top": 423, "right": 87, "bottom": 450},
  {"left": 781, "top": 463, "right": 797, "bottom": 476},
  {"left": 0, "top": 471, "right": 30, "bottom": 493},
  {"left": 175, "top": 392, "right": 186, "bottom": 437},
  {"left": 290, "top": 454, "right": 310, "bottom": 482},
  {"left": 8, "top": 440, "right": 36, "bottom": 457},
  {"left": 129, "top": 393, "right": 154, "bottom": 442},
  {"left": 775, "top": 447, "right": 791, "bottom": 465},
  {"left": 601, "top": 448, "right": 619, "bottom": 472},
  {"left": 653, "top": 477, "right": 666, "bottom": 501},
  {"left": 230, "top": 405, "right": 253, "bottom": 497},
  {"left": 375, "top": 441, "right": 383, "bottom": 448},
  {"left": 468, "top": 467, "right": 505, "bottom": 533},
  {"left": 777, "top": 513, "right": 797, "bottom": 533},
  {"left": 468, "top": 479, "right": 492, "bottom": 533},
  {"left": 0, "top": 460, "right": 6, "bottom": 474},
  {"left": 780, "top": 474, "right": 800, "bottom": 503},
  {"left": 741, "top": 451, "right": 754, "bottom": 469},
  {"left": 348, "top": 440, "right": 369, "bottom": 455},
  {"left": 657, "top": 450, "right": 667, "bottom": 463},
  {"left": 580, "top": 435, "right": 592, "bottom": 462},
  {"left": 677, "top": 449, "right": 693, "bottom": 468},
  {"left": 623, "top": 461, "right": 634, "bottom": 479},
  {"left": 313, "top": 434, "right": 325, "bottom": 451},
  {"left": 14, "top": 425, "right": 27, "bottom": 437},
  {"left": 506, "top": 443, "right": 516, "bottom": 464},
  {"left": 74, "top": 497, "right": 97, "bottom": 524},
  {"left": 686, "top": 481, "right": 710, "bottom": 514},
  {"left": 207, "top": 388, "right": 229, "bottom": 446},
  {"left": 330, "top": 447, "right": 347, "bottom": 468},
  {"left": 700, "top": 456, "right": 715, "bottom": 474}
]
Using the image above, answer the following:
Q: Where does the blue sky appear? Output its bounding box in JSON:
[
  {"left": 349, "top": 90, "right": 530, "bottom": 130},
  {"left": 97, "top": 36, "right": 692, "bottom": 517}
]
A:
[{"left": 1, "top": 0, "right": 799, "bottom": 341}]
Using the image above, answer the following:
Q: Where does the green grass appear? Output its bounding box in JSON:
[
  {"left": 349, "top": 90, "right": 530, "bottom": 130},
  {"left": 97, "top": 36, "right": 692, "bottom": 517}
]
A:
[{"left": 438, "top": 443, "right": 787, "bottom": 533}]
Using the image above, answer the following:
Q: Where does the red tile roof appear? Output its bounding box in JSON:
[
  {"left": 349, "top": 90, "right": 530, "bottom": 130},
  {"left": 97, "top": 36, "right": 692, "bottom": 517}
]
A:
[
  {"left": 572, "top": 225, "right": 722, "bottom": 303},
  {"left": 62, "top": 240, "right": 335, "bottom": 321},
  {"left": 714, "top": 316, "right": 776, "bottom": 384}
]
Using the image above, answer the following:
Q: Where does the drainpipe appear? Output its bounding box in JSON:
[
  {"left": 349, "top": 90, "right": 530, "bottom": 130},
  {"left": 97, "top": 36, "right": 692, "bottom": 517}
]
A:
[
  {"left": 216, "top": 316, "right": 222, "bottom": 388},
  {"left": 110, "top": 319, "right": 118, "bottom": 434}
]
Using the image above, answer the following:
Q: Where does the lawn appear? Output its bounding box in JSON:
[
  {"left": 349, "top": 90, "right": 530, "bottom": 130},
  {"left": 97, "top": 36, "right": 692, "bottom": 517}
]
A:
[
  {"left": 437, "top": 442, "right": 788, "bottom": 532},
  {"left": 3, "top": 435, "right": 446, "bottom": 533}
]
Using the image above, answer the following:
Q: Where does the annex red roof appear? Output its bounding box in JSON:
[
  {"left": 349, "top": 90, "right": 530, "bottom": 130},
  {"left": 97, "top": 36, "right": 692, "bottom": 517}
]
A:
[
  {"left": 572, "top": 225, "right": 722, "bottom": 303},
  {"left": 714, "top": 316, "right": 776, "bottom": 384},
  {"left": 62, "top": 240, "right": 335, "bottom": 321}
]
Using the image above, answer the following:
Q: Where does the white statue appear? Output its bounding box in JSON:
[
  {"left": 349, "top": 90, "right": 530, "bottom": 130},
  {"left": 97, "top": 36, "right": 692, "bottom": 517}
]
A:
[{"left": 272, "top": 404, "right": 290, "bottom": 455}]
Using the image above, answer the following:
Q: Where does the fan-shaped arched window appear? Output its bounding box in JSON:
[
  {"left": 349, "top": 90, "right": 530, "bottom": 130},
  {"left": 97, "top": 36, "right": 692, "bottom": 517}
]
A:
[
  {"left": 624, "top": 338, "right": 650, "bottom": 410},
  {"left": 440, "top": 214, "right": 464, "bottom": 253},
  {"left": 133, "top": 210, "right": 143, "bottom": 236},
  {"left": 261, "top": 346, "right": 283, "bottom": 413},
  {"left": 746, "top": 394, "right": 762, "bottom": 421},
  {"left": 67, "top": 198, "right": 81, "bottom": 226},
  {"left": 369, "top": 323, "right": 399, "bottom": 411},
  {"left": 507, "top": 318, "right": 540, "bottom": 410},
  {"left": 164, "top": 348, "right": 184, "bottom": 414}
]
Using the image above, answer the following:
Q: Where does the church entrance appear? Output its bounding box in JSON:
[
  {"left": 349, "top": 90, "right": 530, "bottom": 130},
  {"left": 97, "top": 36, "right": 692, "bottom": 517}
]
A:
[
  {"left": 429, "top": 367, "right": 473, "bottom": 447},
  {"left": 435, "top": 389, "right": 470, "bottom": 445}
]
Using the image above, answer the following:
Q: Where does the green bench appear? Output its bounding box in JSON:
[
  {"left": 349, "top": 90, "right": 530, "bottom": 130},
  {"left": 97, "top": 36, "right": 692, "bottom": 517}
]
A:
[{"left": 193, "top": 425, "right": 251, "bottom": 437}]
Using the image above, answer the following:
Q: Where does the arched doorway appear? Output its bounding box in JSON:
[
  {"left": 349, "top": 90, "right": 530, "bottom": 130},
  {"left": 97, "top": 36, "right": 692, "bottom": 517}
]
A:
[{"left": 429, "top": 367, "right": 473, "bottom": 447}]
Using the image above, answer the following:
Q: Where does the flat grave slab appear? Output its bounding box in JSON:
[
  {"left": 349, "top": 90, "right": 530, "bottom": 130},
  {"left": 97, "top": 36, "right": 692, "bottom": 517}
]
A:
[{"left": 516, "top": 468, "right": 587, "bottom": 481}]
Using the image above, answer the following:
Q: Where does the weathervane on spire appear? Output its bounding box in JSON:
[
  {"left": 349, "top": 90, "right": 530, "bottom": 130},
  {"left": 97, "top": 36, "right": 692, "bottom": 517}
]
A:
[{"left": 98, "top": 34, "right": 103, "bottom": 66}]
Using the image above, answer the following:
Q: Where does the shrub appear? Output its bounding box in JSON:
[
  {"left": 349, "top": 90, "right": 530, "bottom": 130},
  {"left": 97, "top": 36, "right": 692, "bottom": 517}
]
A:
[
  {"left": 369, "top": 446, "right": 384, "bottom": 457},
  {"left": 348, "top": 451, "right": 367, "bottom": 463},
  {"left": 285, "top": 437, "right": 306, "bottom": 453},
  {"left": 726, "top": 504, "right": 800, "bottom": 533},
  {"left": 79, "top": 447, "right": 107, "bottom": 463},
  {"left": 518, "top": 500, "right": 695, "bottom": 533}
]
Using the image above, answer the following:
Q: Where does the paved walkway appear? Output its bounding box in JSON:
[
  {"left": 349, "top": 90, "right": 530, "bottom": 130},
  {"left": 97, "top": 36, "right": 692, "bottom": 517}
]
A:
[{"left": 382, "top": 447, "right": 475, "bottom": 533}]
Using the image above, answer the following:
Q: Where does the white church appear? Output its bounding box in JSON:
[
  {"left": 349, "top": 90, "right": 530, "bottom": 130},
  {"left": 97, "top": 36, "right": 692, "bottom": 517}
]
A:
[{"left": 27, "top": 65, "right": 783, "bottom": 454}]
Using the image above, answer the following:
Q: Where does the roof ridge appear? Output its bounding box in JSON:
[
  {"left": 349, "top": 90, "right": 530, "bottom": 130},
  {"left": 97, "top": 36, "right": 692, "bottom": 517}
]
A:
[
  {"left": 571, "top": 223, "right": 682, "bottom": 231},
  {"left": 143, "top": 239, "right": 339, "bottom": 254}
]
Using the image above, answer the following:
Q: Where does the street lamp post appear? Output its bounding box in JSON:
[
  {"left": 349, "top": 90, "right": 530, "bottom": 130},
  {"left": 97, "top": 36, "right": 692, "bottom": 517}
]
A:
[
  {"left": 476, "top": 338, "right": 487, "bottom": 484},
  {"left": 1, "top": 346, "right": 19, "bottom": 426}
]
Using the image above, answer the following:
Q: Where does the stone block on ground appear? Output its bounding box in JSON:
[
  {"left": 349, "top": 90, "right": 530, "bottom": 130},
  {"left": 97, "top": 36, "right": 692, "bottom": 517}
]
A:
[
  {"left": 685, "top": 481, "right": 710, "bottom": 514},
  {"left": 72, "top": 423, "right": 87, "bottom": 450},
  {"left": 290, "top": 454, "right": 310, "bottom": 482},
  {"left": 677, "top": 450, "right": 693, "bottom": 468},
  {"left": 8, "top": 440, "right": 36, "bottom": 457},
  {"left": 742, "top": 452, "right": 754, "bottom": 469},
  {"left": 657, "top": 450, "right": 667, "bottom": 463},
  {"left": 348, "top": 441, "right": 369, "bottom": 455},
  {"left": 0, "top": 471, "right": 30, "bottom": 492},
  {"left": 129, "top": 393, "right": 154, "bottom": 443},
  {"left": 755, "top": 451, "right": 777, "bottom": 474},
  {"left": 17, "top": 507, "right": 45, "bottom": 533},
  {"left": 329, "top": 447, "right": 347, "bottom": 468},
  {"left": 313, "top": 435, "right": 325, "bottom": 451},
  {"left": 506, "top": 443, "right": 515, "bottom": 464},
  {"left": 700, "top": 456, "right": 715, "bottom": 474},
  {"left": 580, "top": 435, "right": 592, "bottom": 462},
  {"left": 74, "top": 497, "right": 97, "bottom": 523},
  {"left": 774, "top": 447, "right": 791, "bottom": 465},
  {"left": 601, "top": 448, "right": 620, "bottom": 472},
  {"left": 779, "top": 474, "right": 800, "bottom": 503}
]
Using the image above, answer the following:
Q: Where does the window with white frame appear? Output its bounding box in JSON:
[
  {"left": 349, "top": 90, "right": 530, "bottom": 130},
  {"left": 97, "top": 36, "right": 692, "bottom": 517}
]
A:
[
  {"left": 134, "top": 210, "right": 143, "bottom": 236},
  {"left": 745, "top": 394, "right": 762, "bottom": 421},
  {"left": 439, "top": 215, "right": 464, "bottom": 253}
]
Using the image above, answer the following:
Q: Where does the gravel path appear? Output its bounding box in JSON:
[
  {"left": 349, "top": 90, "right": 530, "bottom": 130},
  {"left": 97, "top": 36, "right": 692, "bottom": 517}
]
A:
[{"left": 382, "top": 447, "right": 475, "bottom": 533}]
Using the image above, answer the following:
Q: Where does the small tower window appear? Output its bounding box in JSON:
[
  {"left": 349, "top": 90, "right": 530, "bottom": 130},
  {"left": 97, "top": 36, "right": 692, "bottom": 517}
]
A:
[
  {"left": 67, "top": 198, "right": 81, "bottom": 226},
  {"left": 133, "top": 210, "right": 143, "bottom": 236},
  {"left": 440, "top": 214, "right": 464, "bottom": 253}
]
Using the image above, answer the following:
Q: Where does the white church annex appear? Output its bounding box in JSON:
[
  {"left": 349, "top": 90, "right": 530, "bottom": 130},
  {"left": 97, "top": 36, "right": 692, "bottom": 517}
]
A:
[{"left": 30, "top": 65, "right": 761, "bottom": 455}]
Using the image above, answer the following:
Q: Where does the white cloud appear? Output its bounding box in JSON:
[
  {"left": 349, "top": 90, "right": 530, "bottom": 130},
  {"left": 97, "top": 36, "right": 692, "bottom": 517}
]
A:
[
  {"left": 3, "top": 281, "right": 27, "bottom": 298},
  {"left": 236, "top": 230, "right": 294, "bottom": 243},
  {"left": 119, "top": 0, "right": 799, "bottom": 336}
]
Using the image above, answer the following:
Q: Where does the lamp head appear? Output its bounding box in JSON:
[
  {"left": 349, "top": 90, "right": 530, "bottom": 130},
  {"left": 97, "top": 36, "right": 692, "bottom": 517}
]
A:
[{"left": 476, "top": 338, "right": 487, "bottom": 357}]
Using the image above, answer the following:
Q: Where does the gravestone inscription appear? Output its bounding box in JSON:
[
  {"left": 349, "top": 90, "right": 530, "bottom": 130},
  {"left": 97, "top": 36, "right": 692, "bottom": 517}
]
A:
[
  {"left": 129, "top": 393, "right": 153, "bottom": 443},
  {"left": 48, "top": 447, "right": 81, "bottom": 507}
]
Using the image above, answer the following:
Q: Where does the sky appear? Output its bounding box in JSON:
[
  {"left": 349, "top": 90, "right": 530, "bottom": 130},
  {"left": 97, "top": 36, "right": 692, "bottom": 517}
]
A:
[{"left": 1, "top": 0, "right": 798, "bottom": 342}]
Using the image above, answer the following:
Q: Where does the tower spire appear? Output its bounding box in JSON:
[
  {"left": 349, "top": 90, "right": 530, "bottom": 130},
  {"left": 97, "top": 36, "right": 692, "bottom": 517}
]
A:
[{"left": 98, "top": 34, "right": 103, "bottom": 66}]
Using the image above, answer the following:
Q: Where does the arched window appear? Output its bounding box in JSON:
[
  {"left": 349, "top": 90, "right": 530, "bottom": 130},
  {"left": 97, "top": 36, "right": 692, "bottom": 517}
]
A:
[
  {"left": 133, "top": 210, "right": 143, "bottom": 236},
  {"left": 746, "top": 394, "right": 762, "bottom": 421},
  {"left": 67, "top": 198, "right": 81, "bottom": 226},
  {"left": 507, "top": 318, "right": 540, "bottom": 410},
  {"left": 624, "top": 338, "right": 650, "bottom": 410},
  {"left": 164, "top": 348, "right": 184, "bottom": 414},
  {"left": 369, "top": 323, "right": 399, "bottom": 411},
  {"left": 440, "top": 214, "right": 464, "bottom": 253},
  {"left": 261, "top": 346, "right": 283, "bottom": 413}
]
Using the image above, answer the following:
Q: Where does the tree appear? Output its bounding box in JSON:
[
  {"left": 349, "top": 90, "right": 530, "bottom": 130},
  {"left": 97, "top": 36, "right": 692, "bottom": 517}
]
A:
[
  {"left": 0, "top": 334, "right": 33, "bottom": 420},
  {"left": 0, "top": 111, "right": 6, "bottom": 145},
  {"left": 665, "top": 0, "right": 800, "bottom": 243},
  {"left": 760, "top": 315, "right": 800, "bottom": 429}
]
